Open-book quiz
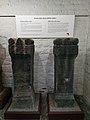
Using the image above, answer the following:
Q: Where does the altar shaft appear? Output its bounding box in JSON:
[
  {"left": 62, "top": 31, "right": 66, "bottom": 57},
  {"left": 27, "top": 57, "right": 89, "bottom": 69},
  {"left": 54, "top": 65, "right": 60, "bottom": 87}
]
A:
[{"left": 53, "top": 38, "right": 79, "bottom": 99}]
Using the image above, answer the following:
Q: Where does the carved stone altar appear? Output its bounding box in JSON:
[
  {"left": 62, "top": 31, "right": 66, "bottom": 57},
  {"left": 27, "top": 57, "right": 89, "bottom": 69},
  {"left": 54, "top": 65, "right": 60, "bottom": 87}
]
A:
[
  {"left": 48, "top": 38, "right": 84, "bottom": 120},
  {"left": 0, "top": 44, "right": 12, "bottom": 109},
  {"left": 5, "top": 38, "right": 41, "bottom": 119}
]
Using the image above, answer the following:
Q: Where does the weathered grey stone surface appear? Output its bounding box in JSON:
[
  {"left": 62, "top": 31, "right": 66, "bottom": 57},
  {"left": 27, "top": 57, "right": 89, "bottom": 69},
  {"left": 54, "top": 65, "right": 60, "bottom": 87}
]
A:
[
  {"left": 8, "top": 94, "right": 39, "bottom": 112},
  {"left": 0, "top": 94, "right": 89, "bottom": 120},
  {"left": 0, "top": 44, "right": 6, "bottom": 92},
  {"left": 8, "top": 38, "right": 35, "bottom": 110},
  {"left": 49, "top": 94, "right": 81, "bottom": 112},
  {"left": 53, "top": 38, "right": 79, "bottom": 106}
]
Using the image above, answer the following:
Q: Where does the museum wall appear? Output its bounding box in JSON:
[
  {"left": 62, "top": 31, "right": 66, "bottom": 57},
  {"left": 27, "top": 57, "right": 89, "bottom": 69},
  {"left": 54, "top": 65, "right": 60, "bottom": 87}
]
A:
[
  {"left": 83, "top": 0, "right": 90, "bottom": 106},
  {"left": 0, "top": 0, "right": 89, "bottom": 97}
]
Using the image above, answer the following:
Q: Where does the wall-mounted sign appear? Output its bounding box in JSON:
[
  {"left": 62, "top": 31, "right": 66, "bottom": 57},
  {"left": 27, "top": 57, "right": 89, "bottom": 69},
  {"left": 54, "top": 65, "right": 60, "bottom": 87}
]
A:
[{"left": 16, "top": 15, "right": 75, "bottom": 38}]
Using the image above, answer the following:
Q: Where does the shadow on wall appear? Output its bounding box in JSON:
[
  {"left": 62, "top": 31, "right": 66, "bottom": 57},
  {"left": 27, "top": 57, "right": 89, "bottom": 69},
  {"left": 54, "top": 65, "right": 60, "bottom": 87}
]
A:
[
  {"left": 45, "top": 49, "right": 54, "bottom": 92},
  {"left": 74, "top": 50, "right": 86, "bottom": 95},
  {"left": 34, "top": 52, "right": 46, "bottom": 92},
  {"left": 84, "top": 50, "right": 90, "bottom": 106}
]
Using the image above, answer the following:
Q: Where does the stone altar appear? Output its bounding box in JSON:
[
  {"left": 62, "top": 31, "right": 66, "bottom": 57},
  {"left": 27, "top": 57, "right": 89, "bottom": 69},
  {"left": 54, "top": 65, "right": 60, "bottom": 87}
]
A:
[
  {"left": 5, "top": 38, "right": 41, "bottom": 119},
  {"left": 48, "top": 38, "right": 84, "bottom": 120},
  {"left": 0, "top": 44, "right": 12, "bottom": 109}
]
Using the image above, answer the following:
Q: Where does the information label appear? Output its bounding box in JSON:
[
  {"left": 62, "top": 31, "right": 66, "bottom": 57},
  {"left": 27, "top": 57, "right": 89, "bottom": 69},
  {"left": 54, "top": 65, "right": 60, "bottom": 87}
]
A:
[{"left": 16, "top": 15, "right": 75, "bottom": 38}]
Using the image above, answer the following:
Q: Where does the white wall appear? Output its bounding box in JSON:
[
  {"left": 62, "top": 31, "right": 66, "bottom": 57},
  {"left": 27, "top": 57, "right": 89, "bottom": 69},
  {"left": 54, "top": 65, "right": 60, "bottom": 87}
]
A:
[
  {"left": 0, "top": 0, "right": 89, "bottom": 95},
  {"left": 83, "top": 1, "right": 90, "bottom": 106}
]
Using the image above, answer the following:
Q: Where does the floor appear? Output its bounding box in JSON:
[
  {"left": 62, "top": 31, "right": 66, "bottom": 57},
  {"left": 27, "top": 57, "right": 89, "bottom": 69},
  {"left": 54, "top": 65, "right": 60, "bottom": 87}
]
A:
[{"left": 75, "top": 95, "right": 90, "bottom": 120}]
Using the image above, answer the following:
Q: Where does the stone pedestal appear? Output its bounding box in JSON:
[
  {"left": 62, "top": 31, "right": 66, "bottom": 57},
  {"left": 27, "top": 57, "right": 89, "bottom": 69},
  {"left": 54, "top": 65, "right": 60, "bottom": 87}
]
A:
[
  {"left": 48, "top": 93, "right": 84, "bottom": 120},
  {"left": 5, "top": 38, "right": 41, "bottom": 119},
  {"left": 5, "top": 93, "right": 41, "bottom": 119},
  {"left": 48, "top": 38, "right": 84, "bottom": 120},
  {"left": 0, "top": 44, "right": 12, "bottom": 109}
]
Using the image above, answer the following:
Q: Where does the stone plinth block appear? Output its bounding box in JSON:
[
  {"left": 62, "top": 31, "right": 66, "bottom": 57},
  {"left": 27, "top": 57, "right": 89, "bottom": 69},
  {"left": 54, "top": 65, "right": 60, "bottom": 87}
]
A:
[
  {"left": 48, "top": 93, "right": 84, "bottom": 120},
  {"left": 5, "top": 93, "right": 41, "bottom": 119},
  {"left": 47, "top": 38, "right": 84, "bottom": 120},
  {"left": 5, "top": 38, "right": 41, "bottom": 119}
]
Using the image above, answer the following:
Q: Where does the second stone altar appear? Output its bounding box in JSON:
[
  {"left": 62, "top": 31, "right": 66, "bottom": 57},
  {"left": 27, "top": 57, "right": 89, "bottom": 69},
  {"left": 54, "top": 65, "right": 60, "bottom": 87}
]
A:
[
  {"left": 48, "top": 38, "right": 84, "bottom": 120},
  {"left": 0, "top": 44, "right": 12, "bottom": 109},
  {"left": 4, "top": 38, "right": 41, "bottom": 119}
]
